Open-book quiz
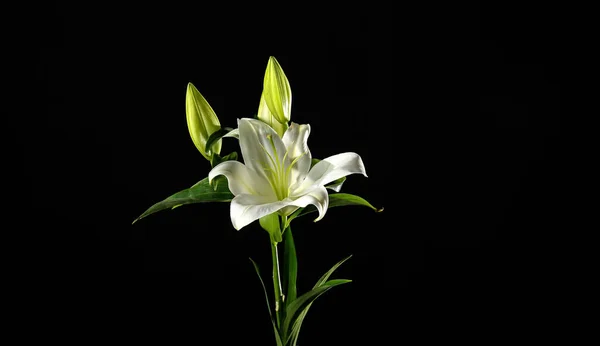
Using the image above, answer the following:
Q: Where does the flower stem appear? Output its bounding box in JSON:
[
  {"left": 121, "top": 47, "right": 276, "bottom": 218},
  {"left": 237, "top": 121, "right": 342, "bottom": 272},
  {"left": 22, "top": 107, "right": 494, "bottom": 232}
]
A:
[{"left": 271, "top": 237, "right": 284, "bottom": 329}]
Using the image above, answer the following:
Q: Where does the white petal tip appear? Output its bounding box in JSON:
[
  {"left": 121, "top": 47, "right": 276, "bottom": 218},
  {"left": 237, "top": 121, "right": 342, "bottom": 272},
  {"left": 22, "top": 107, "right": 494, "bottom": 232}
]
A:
[{"left": 313, "top": 215, "right": 324, "bottom": 223}]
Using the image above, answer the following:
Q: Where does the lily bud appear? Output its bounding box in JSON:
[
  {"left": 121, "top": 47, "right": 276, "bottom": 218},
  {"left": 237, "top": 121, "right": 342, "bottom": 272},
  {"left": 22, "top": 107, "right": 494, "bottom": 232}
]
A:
[
  {"left": 186, "top": 82, "right": 222, "bottom": 161},
  {"left": 262, "top": 56, "right": 292, "bottom": 126},
  {"left": 257, "top": 92, "right": 288, "bottom": 138}
]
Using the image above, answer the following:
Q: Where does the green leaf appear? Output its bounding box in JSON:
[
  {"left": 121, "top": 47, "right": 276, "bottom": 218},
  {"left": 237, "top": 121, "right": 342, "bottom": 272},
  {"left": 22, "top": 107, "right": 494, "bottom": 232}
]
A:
[
  {"left": 259, "top": 213, "right": 282, "bottom": 243},
  {"left": 208, "top": 174, "right": 228, "bottom": 192},
  {"left": 283, "top": 279, "right": 352, "bottom": 344},
  {"left": 285, "top": 255, "right": 352, "bottom": 345},
  {"left": 263, "top": 56, "right": 291, "bottom": 125},
  {"left": 289, "top": 313, "right": 304, "bottom": 346},
  {"left": 205, "top": 127, "right": 234, "bottom": 156},
  {"left": 250, "top": 258, "right": 283, "bottom": 346},
  {"left": 313, "top": 255, "right": 353, "bottom": 289},
  {"left": 282, "top": 226, "right": 297, "bottom": 308},
  {"left": 186, "top": 82, "right": 222, "bottom": 161},
  {"left": 132, "top": 177, "right": 233, "bottom": 224},
  {"left": 287, "top": 193, "right": 381, "bottom": 224},
  {"left": 210, "top": 151, "right": 238, "bottom": 172}
]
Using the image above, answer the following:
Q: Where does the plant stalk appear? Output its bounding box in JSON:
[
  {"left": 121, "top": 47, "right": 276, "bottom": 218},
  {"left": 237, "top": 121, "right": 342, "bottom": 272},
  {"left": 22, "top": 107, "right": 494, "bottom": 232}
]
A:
[{"left": 271, "top": 237, "right": 284, "bottom": 329}]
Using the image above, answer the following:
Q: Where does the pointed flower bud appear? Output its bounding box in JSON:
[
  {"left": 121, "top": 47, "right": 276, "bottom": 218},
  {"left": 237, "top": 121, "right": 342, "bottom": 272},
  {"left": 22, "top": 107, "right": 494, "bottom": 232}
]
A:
[
  {"left": 186, "top": 82, "right": 222, "bottom": 161},
  {"left": 262, "top": 56, "right": 292, "bottom": 126},
  {"left": 258, "top": 92, "right": 288, "bottom": 138}
]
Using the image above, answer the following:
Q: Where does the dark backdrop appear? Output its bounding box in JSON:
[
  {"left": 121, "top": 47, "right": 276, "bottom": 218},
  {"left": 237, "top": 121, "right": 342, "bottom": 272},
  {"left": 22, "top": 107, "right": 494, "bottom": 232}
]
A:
[{"left": 33, "top": 3, "right": 567, "bottom": 344}]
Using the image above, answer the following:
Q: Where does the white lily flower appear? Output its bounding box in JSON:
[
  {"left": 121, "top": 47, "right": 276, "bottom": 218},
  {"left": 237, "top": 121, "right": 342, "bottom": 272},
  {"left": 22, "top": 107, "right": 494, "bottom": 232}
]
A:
[{"left": 208, "top": 118, "right": 367, "bottom": 230}]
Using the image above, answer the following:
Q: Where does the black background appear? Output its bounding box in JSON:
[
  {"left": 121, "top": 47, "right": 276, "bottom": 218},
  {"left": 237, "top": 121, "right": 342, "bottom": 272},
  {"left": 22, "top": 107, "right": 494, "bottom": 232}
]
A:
[{"left": 33, "top": 3, "right": 571, "bottom": 344}]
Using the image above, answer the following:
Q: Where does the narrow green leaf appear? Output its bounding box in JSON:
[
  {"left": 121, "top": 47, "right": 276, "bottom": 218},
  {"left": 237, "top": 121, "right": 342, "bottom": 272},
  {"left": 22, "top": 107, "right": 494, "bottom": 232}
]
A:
[
  {"left": 284, "top": 256, "right": 353, "bottom": 345},
  {"left": 210, "top": 152, "right": 222, "bottom": 168},
  {"left": 249, "top": 258, "right": 274, "bottom": 320},
  {"left": 313, "top": 255, "right": 353, "bottom": 289},
  {"left": 282, "top": 279, "right": 351, "bottom": 343},
  {"left": 250, "top": 258, "right": 283, "bottom": 346},
  {"left": 221, "top": 152, "right": 238, "bottom": 161},
  {"left": 282, "top": 226, "right": 297, "bottom": 308},
  {"left": 132, "top": 177, "right": 233, "bottom": 224},
  {"left": 208, "top": 174, "right": 229, "bottom": 191},
  {"left": 210, "top": 151, "right": 238, "bottom": 173},
  {"left": 288, "top": 193, "right": 381, "bottom": 224},
  {"left": 321, "top": 279, "right": 352, "bottom": 285},
  {"left": 289, "top": 311, "right": 305, "bottom": 346}
]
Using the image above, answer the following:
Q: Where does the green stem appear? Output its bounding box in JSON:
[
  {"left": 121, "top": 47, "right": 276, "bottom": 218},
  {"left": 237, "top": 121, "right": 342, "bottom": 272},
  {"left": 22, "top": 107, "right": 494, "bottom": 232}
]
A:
[{"left": 271, "top": 237, "right": 284, "bottom": 329}]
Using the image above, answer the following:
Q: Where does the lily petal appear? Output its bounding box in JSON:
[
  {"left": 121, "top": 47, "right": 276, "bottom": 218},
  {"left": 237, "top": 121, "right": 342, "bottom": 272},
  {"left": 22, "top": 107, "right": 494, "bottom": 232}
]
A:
[
  {"left": 230, "top": 194, "right": 288, "bottom": 230},
  {"left": 325, "top": 179, "right": 345, "bottom": 192},
  {"left": 295, "top": 152, "right": 367, "bottom": 193},
  {"left": 282, "top": 122, "right": 312, "bottom": 187},
  {"left": 223, "top": 128, "right": 239, "bottom": 139},
  {"left": 238, "top": 118, "right": 287, "bottom": 183},
  {"left": 230, "top": 186, "right": 329, "bottom": 230},
  {"left": 288, "top": 185, "right": 329, "bottom": 222},
  {"left": 209, "top": 160, "right": 274, "bottom": 198}
]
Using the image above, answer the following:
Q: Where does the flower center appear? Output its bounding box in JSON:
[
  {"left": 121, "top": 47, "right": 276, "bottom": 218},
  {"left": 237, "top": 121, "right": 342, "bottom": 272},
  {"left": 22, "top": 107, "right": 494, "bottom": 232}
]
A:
[{"left": 259, "top": 134, "right": 305, "bottom": 201}]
